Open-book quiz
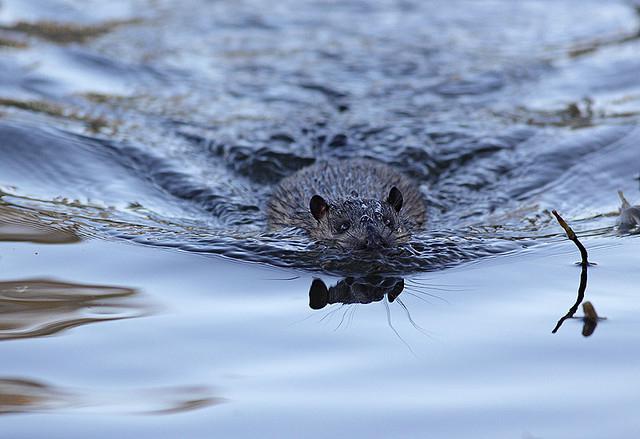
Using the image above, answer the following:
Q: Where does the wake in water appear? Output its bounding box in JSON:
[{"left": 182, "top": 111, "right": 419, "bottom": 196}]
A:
[{"left": 0, "top": 118, "right": 636, "bottom": 275}]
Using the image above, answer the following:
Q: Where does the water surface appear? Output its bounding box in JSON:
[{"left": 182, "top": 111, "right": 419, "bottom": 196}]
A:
[{"left": 1, "top": 0, "right": 640, "bottom": 437}]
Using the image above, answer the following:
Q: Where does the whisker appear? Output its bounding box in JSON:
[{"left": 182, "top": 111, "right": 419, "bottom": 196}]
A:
[
  {"left": 334, "top": 305, "right": 352, "bottom": 331},
  {"left": 406, "top": 278, "right": 467, "bottom": 291},
  {"left": 319, "top": 304, "right": 343, "bottom": 323},
  {"left": 404, "top": 285, "right": 450, "bottom": 303},
  {"left": 384, "top": 296, "right": 417, "bottom": 357},
  {"left": 403, "top": 291, "right": 434, "bottom": 305},
  {"left": 396, "top": 298, "right": 432, "bottom": 338},
  {"left": 261, "top": 275, "right": 300, "bottom": 281},
  {"left": 346, "top": 305, "right": 358, "bottom": 328}
]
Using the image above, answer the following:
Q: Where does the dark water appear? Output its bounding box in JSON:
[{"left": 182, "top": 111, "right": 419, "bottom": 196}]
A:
[{"left": 1, "top": 0, "right": 640, "bottom": 437}]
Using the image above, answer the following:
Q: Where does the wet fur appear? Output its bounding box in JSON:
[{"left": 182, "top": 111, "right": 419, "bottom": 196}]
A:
[{"left": 267, "top": 159, "right": 426, "bottom": 248}]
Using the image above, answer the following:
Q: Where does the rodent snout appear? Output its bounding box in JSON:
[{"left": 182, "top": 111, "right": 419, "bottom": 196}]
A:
[{"left": 364, "top": 224, "right": 388, "bottom": 249}]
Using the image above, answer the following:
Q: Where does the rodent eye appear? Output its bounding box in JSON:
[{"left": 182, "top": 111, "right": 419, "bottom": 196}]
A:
[
  {"left": 384, "top": 217, "right": 393, "bottom": 227},
  {"left": 336, "top": 221, "right": 351, "bottom": 233}
]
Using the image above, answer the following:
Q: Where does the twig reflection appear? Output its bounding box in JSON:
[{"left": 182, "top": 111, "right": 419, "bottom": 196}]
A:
[
  {"left": 0, "top": 377, "right": 223, "bottom": 415},
  {"left": 551, "top": 261, "right": 588, "bottom": 334},
  {"left": 0, "top": 278, "right": 150, "bottom": 341}
]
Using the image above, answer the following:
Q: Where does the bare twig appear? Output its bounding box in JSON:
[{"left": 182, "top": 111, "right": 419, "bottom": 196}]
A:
[
  {"left": 551, "top": 210, "right": 589, "bottom": 266},
  {"left": 582, "top": 301, "right": 599, "bottom": 321}
]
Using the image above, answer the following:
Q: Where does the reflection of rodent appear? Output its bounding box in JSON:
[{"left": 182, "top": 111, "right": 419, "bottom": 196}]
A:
[
  {"left": 267, "top": 159, "right": 426, "bottom": 249},
  {"left": 309, "top": 277, "right": 404, "bottom": 309}
]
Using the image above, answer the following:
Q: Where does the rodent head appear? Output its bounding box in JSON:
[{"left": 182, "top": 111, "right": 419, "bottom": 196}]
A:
[{"left": 309, "top": 187, "right": 409, "bottom": 250}]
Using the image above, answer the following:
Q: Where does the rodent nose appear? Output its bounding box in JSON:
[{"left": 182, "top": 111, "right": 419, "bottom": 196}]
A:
[{"left": 365, "top": 225, "right": 387, "bottom": 248}]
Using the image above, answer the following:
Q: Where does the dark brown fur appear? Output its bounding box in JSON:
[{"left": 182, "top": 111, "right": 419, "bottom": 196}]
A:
[{"left": 267, "top": 159, "right": 426, "bottom": 249}]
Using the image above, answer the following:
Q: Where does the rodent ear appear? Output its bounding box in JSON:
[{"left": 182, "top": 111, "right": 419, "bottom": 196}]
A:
[
  {"left": 309, "top": 278, "right": 329, "bottom": 310},
  {"left": 387, "top": 186, "right": 403, "bottom": 212},
  {"left": 387, "top": 279, "right": 404, "bottom": 303},
  {"left": 310, "top": 195, "right": 329, "bottom": 221}
]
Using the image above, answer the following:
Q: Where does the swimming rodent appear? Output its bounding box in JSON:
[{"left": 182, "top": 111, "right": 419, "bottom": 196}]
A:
[{"left": 267, "top": 159, "right": 427, "bottom": 250}]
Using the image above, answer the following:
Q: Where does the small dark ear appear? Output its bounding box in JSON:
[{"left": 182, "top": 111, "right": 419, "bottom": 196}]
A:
[
  {"left": 310, "top": 195, "right": 329, "bottom": 222},
  {"left": 388, "top": 279, "right": 404, "bottom": 303},
  {"left": 309, "top": 278, "right": 329, "bottom": 310},
  {"left": 387, "top": 187, "right": 403, "bottom": 212}
]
